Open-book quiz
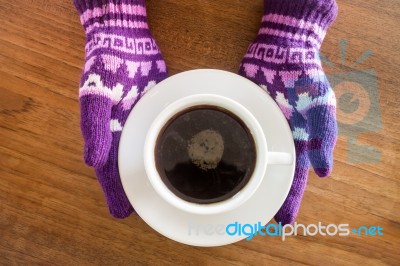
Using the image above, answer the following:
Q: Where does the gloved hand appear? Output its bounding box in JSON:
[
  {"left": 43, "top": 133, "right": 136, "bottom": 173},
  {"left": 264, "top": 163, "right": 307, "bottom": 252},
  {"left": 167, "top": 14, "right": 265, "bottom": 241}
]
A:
[
  {"left": 74, "top": 0, "right": 168, "bottom": 218},
  {"left": 239, "top": 0, "right": 338, "bottom": 224}
]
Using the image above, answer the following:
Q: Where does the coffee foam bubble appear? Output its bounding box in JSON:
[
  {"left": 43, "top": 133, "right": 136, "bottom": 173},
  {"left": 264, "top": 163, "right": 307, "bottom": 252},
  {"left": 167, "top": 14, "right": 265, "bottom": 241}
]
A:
[{"left": 187, "top": 129, "right": 224, "bottom": 171}]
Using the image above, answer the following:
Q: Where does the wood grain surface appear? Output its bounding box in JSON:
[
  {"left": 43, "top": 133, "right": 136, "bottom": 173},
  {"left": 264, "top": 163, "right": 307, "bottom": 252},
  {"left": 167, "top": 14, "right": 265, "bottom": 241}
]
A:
[{"left": 1, "top": 0, "right": 399, "bottom": 265}]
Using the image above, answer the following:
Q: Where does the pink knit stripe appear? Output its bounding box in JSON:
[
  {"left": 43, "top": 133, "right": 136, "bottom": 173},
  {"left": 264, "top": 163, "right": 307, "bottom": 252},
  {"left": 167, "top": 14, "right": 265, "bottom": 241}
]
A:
[
  {"left": 259, "top": 27, "right": 321, "bottom": 47},
  {"left": 262, "top": 14, "right": 326, "bottom": 41},
  {"left": 80, "top": 3, "right": 147, "bottom": 25},
  {"left": 85, "top": 20, "right": 149, "bottom": 34}
]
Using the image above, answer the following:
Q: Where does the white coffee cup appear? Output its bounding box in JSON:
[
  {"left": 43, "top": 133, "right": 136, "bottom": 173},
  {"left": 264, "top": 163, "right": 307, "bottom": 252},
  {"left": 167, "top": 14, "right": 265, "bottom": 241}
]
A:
[{"left": 144, "top": 94, "right": 293, "bottom": 215}]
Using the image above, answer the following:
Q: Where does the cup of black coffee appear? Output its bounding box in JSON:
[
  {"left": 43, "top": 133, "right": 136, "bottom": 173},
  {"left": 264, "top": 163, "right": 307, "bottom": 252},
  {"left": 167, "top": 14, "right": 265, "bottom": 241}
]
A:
[{"left": 144, "top": 94, "right": 293, "bottom": 215}]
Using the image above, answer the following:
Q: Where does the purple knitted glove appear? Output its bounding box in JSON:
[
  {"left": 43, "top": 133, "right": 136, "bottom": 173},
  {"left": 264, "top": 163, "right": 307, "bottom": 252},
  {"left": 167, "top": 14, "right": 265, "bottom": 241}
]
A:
[
  {"left": 239, "top": 0, "right": 338, "bottom": 224},
  {"left": 74, "top": 0, "right": 168, "bottom": 218}
]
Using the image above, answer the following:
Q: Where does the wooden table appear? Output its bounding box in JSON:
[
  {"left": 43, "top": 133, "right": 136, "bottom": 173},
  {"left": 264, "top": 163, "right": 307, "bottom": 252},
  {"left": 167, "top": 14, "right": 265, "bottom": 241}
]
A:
[{"left": 1, "top": 0, "right": 399, "bottom": 265}]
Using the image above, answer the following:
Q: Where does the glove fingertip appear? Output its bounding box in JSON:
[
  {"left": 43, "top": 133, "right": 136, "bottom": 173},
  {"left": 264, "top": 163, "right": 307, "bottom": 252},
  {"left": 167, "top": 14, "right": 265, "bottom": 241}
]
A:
[
  {"left": 83, "top": 137, "right": 112, "bottom": 167},
  {"left": 306, "top": 103, "right": 337, "bottom": 178},
  {"left": 314, "top": 167, "right": 332, "bottom": 178},
  {"left": 309, "top": 147, "right": 335, "bottom": 177},
  {"left": 274, "top": 209, "right": 297, "bottom": 225},
  {"left": 110, "top": 205, "right": 135, "bottom": 219}
]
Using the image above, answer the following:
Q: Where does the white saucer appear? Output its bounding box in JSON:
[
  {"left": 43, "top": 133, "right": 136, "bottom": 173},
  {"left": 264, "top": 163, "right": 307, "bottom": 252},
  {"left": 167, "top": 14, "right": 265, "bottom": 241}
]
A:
[{"left": 119, "top": 69, "right": 295, "bottom": 247}]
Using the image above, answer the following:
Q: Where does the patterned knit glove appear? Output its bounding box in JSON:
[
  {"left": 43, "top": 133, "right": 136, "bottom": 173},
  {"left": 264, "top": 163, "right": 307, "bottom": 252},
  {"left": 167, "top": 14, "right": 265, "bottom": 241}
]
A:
[
  {"left": 74, "top": 0, "right": 168, "bottom": 218},
  {"left": 239, "top": 0, "right": 338, "bottom": 224}
]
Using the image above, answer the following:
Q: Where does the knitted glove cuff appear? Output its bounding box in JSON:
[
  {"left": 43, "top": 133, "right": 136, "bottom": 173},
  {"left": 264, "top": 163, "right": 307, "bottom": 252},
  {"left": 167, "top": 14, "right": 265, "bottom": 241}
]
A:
[
  {"left": 74, "top": 0, "right": 146, "bottom": 14},
  {"left": 260, "top": 0, "right": 338, "bottom": 48},
  {"left": 263, "top": 0, "right": 338, "bottom": 31},
  {"left": 74, "top": 0, "right": 148, "bottom": 30}
]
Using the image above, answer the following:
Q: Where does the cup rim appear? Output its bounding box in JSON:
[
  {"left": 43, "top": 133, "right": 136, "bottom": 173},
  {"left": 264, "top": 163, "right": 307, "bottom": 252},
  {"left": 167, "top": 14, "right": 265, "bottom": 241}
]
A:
[{"left": 143, "top": 94, "right": 268, "bottom": 215}]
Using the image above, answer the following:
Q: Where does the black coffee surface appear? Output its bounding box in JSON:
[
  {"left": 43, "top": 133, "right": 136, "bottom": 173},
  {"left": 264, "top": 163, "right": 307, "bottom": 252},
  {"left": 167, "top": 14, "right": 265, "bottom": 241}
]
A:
[{"left": 155, "top": 106, "right": 256, "bottom": 204}]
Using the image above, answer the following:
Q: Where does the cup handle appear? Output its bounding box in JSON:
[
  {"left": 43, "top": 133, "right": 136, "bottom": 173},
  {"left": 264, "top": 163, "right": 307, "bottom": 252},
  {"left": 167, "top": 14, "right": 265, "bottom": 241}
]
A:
[{"left": 267, "top": 152, "right": 294, "bottom": 165}]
